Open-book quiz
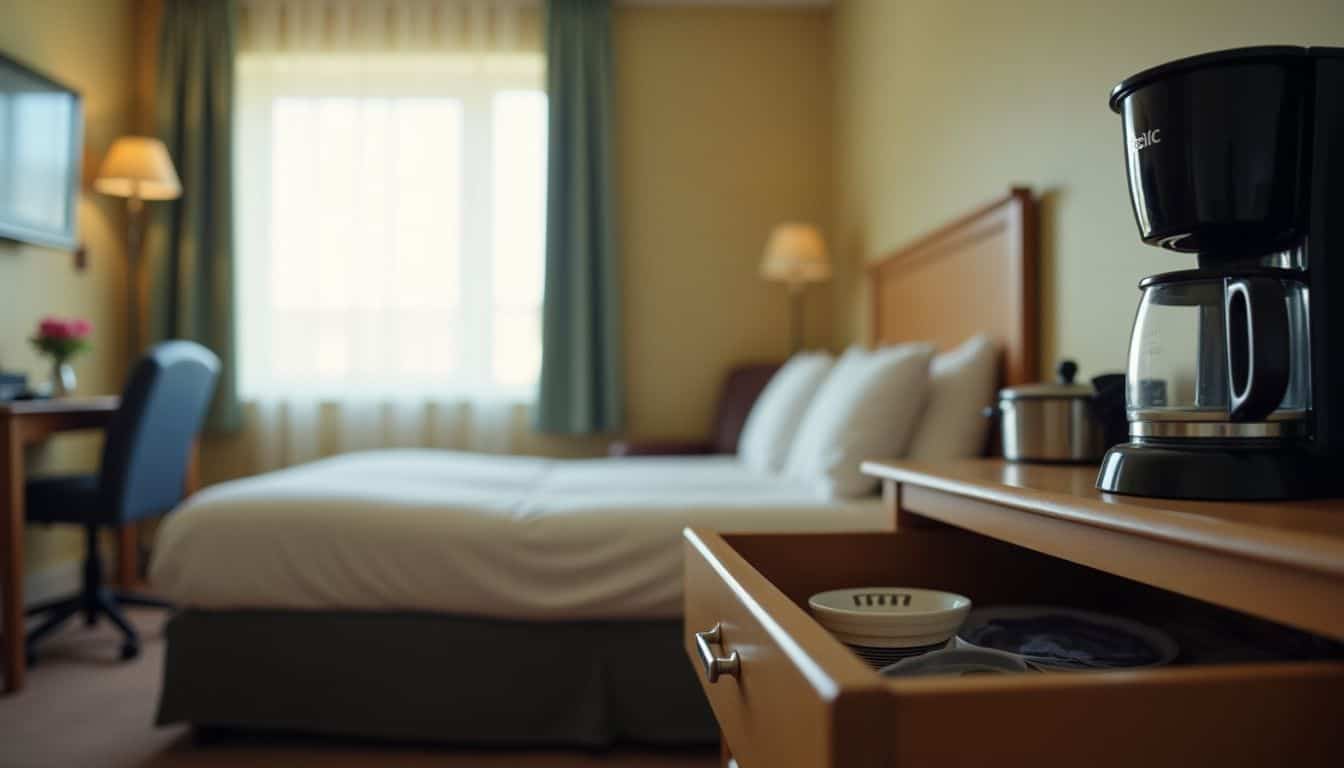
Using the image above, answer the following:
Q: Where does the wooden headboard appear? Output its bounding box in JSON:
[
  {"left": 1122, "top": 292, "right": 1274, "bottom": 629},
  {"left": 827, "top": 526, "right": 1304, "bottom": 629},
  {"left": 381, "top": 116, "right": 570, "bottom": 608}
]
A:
[{"left": 867, "top": 187, "right": 1039, "bottom": 387}]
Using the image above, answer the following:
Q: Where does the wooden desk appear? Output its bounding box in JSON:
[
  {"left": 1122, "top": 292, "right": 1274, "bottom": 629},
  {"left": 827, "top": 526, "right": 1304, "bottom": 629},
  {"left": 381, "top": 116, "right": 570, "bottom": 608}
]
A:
[
  {"left": 1, "top": 397, "right": 122, "bottom": 693},
  {"left": 686, "top": 459, "right": 1344, "bottom": 767}
]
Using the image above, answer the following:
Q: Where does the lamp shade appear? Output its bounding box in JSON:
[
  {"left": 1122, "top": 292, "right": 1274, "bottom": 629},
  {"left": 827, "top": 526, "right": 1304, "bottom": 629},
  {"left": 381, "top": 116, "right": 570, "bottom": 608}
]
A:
[
  {"left": 94, "top": 136, "right": 182, "bottom": 200},
  {"left": 760, "top": 223, "right": 831, "bottom": 284}
]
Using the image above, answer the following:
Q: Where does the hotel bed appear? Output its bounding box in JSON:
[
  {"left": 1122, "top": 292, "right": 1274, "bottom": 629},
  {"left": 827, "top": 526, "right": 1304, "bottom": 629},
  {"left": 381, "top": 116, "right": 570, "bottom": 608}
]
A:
[
  {"left": 151, "top": 452, "right": 888, "bottom": 745},
  {"left": 150, "top": 189, "right": 1038, "bottom": 745}
]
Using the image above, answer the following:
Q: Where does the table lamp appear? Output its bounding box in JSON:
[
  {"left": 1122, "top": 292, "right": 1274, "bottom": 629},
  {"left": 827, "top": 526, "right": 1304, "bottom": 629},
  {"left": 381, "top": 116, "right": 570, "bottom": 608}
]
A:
[
  {"left": 94, "top": 136, "right": 182, "bottom": 360},
  {"left": 760, "top": 223, "right": 831, "bottom": 352}
]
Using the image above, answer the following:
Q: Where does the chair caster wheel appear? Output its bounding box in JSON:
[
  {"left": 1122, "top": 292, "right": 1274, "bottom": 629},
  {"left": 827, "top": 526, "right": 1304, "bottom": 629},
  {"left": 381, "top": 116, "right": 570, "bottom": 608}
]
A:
[{"left": 120, "top": 641, "right": 140, "bottom": 661}]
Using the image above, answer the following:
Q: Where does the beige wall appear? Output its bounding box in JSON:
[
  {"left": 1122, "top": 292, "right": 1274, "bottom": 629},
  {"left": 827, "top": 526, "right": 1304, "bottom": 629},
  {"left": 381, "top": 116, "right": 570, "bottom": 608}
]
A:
[
  {"left": 616, "top": 6, "right": 833, "bottom": 440},
  {"left": 0, "top": 0, "right": 136, "bottom": 576},
  {"left": 833, "top": 0, "right": 1344, "bottom": 379}
]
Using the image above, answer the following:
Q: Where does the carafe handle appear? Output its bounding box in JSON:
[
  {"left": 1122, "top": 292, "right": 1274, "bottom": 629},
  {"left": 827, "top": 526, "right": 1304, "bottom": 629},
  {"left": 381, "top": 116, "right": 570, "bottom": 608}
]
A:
[{"left": 1225, "top": 276, "right": 1290, "bottom": 422}]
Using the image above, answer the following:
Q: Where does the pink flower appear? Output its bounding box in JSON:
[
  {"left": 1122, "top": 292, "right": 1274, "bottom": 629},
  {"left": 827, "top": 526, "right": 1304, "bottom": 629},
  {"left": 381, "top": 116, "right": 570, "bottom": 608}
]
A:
[
  {"left": 38, "top": 318, "right": 67, "bottom": 339},
  {"left": 36, "top": 317, "right": 92, "bottom": 340}
]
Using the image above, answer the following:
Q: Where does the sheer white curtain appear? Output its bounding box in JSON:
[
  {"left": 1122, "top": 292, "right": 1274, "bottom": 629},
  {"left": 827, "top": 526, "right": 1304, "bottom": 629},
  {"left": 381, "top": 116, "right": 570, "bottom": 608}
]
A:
[{"left": 235, "top": 0, "right": 546, "bottom": 469}]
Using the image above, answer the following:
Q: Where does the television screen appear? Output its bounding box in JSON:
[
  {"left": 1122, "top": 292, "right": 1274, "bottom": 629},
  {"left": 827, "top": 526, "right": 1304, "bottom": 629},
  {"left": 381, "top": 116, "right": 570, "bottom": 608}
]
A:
[{"left": 0, "top": 52, "right": 82, "bottom": 250}]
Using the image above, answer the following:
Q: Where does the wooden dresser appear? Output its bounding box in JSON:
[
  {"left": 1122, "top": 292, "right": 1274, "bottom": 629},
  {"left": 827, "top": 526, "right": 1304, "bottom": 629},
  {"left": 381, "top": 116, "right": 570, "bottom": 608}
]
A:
[{"left": 683, "top": 459, "right": 1344, "bottom": 767}]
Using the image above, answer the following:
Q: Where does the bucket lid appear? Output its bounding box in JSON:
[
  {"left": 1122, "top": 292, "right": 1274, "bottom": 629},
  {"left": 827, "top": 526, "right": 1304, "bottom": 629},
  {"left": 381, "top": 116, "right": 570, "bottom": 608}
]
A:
[{"left": 999, "top": 360, "right": 1093, "bottom": 400}]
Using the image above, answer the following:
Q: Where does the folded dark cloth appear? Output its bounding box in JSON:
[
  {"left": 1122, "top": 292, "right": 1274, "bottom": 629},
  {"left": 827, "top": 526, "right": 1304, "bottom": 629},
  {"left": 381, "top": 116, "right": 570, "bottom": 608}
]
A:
[{"left": 963, "top": 614, "right": 1161, "bottom": 667}]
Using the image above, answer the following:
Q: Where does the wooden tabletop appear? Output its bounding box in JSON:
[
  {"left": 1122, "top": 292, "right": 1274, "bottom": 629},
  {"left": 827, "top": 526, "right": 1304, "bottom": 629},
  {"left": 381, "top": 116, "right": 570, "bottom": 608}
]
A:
[
  {"left": 0, "top": 396, "right": 120, "bottom": 416},
  {"left": 863, "top": 458, "right": 1344, "bottom": 639},
  {"left": 863, "top": 459, "right": 1344, "bottom": 578}
]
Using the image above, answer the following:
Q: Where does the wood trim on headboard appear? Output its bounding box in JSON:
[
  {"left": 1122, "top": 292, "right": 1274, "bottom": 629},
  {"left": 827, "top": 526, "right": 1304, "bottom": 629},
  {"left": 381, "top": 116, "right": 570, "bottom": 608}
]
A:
[{"left": 866, "top": 187, "right": 1039, "bottom": 387}]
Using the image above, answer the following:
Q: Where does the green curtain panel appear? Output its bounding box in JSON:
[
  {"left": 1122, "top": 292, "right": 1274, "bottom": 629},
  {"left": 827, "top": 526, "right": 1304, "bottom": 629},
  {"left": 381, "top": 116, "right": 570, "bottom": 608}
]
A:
[
  {"left": 535, "top": 0, "right": 624, "bottom": 434},
  {"left": 149, "top": 0, "right": 240, "bottom": 431}
]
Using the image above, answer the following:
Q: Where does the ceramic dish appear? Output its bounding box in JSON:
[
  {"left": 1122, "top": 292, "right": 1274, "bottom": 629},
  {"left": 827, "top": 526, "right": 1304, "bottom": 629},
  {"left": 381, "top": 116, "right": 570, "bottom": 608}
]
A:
[
  {"left": 809, "top": 587, "right": 972, "bottom": 668},
  {"left": 956, "top": 605, "right": 1178, "bottom": 671},
  {"left": 846, "top": 640, "right": 950, "bottom": 669}
]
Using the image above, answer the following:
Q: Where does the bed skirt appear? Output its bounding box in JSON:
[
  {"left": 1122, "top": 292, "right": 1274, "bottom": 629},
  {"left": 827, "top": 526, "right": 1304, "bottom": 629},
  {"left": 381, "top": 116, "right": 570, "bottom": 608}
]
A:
[{"left": 156, "top": 609, "right": 717, "bottom": 746}]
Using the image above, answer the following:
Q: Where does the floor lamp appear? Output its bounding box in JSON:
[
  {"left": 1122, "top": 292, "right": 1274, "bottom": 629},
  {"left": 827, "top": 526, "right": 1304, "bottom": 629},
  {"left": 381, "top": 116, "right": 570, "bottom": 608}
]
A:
[
  {"left": 94, "top": 136, "right": 182, "bottom": 363},
  {"left": 761, "top": 223, "right": 831, "bottom": 353}
]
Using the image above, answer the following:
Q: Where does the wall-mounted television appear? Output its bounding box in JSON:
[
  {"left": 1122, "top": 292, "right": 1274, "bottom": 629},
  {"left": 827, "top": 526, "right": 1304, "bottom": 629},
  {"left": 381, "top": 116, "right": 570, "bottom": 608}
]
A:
[{"left": 0, "top": 51, "right": 82, "bottom": 250}]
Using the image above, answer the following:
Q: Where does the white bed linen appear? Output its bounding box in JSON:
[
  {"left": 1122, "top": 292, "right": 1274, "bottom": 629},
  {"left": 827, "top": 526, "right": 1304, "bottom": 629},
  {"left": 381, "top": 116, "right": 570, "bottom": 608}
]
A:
[{"left": 150, "top": 451, "right": 887, "bottom": 620}]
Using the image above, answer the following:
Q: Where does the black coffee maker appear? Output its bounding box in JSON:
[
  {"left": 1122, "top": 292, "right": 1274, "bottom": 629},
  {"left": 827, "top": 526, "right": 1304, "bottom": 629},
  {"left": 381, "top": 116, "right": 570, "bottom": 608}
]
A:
[{"left": 1097, "top": 46, "right": 1344, "bottom": 500}]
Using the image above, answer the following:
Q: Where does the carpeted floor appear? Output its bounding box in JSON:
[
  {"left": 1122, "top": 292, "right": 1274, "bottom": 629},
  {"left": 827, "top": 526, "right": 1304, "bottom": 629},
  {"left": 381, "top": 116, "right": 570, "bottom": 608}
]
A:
[{"left": 0, "top": 609, "right": 717, "bottom": 767}]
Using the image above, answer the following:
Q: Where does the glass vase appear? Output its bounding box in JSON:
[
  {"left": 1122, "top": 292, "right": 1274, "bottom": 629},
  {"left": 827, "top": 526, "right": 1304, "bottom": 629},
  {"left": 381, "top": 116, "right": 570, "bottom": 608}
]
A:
[{"left": 51, "top": 360, "right": 76, "bottom": 398}]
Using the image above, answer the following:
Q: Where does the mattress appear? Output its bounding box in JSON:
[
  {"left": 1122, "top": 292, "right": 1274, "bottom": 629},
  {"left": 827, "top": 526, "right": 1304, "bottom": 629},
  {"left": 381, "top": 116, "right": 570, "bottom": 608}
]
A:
[{"left": 150, "top": 451, "right": 887, "bottom": 619}]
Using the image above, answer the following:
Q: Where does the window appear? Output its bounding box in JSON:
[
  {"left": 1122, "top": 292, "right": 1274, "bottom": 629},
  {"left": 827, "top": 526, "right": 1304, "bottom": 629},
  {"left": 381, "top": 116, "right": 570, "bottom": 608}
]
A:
[{"left": 235, "top": 53, "right": 546, "bottom": 400}]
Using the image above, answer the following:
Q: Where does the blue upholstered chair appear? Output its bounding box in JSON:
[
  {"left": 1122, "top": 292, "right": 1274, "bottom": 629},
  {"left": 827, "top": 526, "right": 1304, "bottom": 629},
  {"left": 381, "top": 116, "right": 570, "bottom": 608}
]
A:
[{"left": 24, "top": 341, "right": 220, "bottom": 661}]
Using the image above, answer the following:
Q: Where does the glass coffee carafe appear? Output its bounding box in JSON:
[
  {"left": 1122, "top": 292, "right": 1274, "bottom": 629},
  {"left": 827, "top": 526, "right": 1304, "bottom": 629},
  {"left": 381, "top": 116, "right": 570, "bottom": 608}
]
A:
[{"left": 1126, "top": 268, "right": 1310, "bottom": 439}]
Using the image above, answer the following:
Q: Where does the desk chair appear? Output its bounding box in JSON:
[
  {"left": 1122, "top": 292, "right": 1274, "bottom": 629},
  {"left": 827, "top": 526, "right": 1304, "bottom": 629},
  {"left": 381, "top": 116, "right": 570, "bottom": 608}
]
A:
[{"left": 23, "top": 341, "right": 220, "bottom": 661}]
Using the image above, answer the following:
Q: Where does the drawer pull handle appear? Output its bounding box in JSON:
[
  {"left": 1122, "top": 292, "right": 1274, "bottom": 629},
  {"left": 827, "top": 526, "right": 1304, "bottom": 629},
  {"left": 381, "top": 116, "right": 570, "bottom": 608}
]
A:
[{"left": 694, "top": 623, "right": 740, "bottom": 683}]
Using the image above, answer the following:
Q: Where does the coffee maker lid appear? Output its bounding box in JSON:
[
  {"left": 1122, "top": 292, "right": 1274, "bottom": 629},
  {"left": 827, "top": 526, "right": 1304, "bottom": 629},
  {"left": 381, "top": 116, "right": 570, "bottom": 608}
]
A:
[
  {"left": 1136, "top": 266, "right": 1306, "bottom": 290},
  {"left": 1109, "top": 45, "right": 1307, "bottom": 113}
]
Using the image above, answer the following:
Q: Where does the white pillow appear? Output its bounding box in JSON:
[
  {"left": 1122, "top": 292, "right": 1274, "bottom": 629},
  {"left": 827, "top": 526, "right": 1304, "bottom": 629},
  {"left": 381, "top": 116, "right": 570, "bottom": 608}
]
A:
[
  {"left": 784, "top": 342, "right": 936, "bottom": 497},
  {"left": 907, "top": 334, "right": 1000, "bottom": 460},
  {"left": 738, "top": 352, "right": 834, "bottom": 473}
]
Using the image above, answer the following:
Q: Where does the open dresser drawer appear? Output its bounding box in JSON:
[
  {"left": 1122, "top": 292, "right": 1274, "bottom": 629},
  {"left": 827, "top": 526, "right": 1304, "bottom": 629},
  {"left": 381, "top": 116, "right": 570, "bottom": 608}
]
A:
[{"left": 684, "top": 527, "right": 1344, "bottom": 768}]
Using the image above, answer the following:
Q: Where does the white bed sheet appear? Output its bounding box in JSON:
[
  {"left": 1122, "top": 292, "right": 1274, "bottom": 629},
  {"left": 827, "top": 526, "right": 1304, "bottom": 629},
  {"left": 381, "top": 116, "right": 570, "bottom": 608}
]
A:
[{"left": 150, "top": 451, "right": 888, "bottom": 620}]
